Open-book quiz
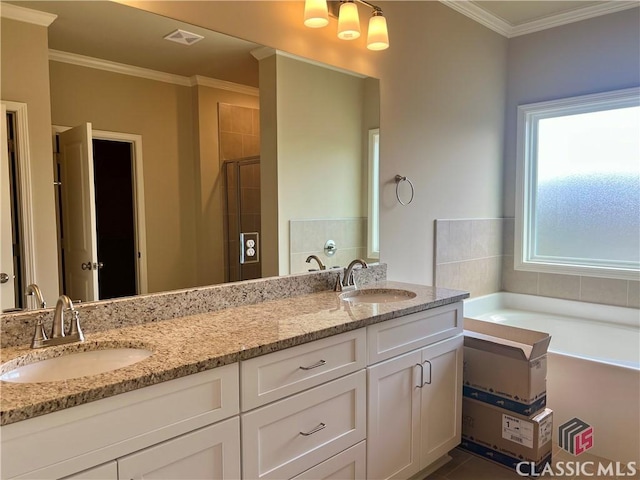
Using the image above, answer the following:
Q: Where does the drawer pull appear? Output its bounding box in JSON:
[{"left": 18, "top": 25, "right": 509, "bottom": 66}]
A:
[
  {"left": 299, "top": 359, "right": 327, "bottom": 371},
  {"left": 300, "top": 422, "right": 326, "bottom": 436}
]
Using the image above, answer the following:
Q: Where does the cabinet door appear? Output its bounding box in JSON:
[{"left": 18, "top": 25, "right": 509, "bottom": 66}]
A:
[
  {"left": 367, "top": 350, "right": 422, "bottom": 480},
  {"left": 60, "top": 461, "right": 118, "bottom": 480},
  {"left": 117, "top": 417, "right": 240, "bottom": 479},
  {"left": 419, "top": 335, "right": 463, "bottom": 469}
]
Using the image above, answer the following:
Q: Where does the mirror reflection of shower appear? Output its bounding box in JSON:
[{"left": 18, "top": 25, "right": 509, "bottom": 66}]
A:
[
  {"left": 218, "top": 103, "right": 261, "bottom": 282},
  {"left": 223, "top": 158, "right": 261, "bottom": 282}
]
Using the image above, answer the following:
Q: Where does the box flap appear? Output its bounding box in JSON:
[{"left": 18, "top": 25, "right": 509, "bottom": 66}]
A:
[{"left": 463, "top": 318, "right": 551, "bottom": 360}]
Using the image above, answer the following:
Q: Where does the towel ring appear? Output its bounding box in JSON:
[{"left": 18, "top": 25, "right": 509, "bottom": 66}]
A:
[{"left": 395, "top": 175, "right": 414, "bottom": 206}]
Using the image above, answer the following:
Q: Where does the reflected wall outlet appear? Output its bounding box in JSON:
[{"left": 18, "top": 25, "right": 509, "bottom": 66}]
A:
[{"left": 240, "top": 232, "right": 259, "bottom": 264}]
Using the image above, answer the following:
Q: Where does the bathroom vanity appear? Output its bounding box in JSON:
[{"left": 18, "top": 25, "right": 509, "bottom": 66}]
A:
[{"left": 0, "top": 279, "right": 467, "bottom": 480}]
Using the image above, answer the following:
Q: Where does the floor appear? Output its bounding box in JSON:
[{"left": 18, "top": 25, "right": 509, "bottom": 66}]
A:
[{"left": 428, "top": 444, "right": 640, "bottom": 480}]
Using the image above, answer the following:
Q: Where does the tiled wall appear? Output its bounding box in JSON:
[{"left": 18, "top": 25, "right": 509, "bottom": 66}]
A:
[
  {"left": 434, "top": 219, "right": 503, "bottom": 298},
  {"left": 219, "top": 103, "right": 260, "bottom": 160},
  {"left": 502, "top": 218, "right": 640, "bottom": 308},
  {"left": 435, "top": 217, "right": 640, "bottom": 308},
  {"left": 290, "top": 218, "right": 369, "bottom": 274}
]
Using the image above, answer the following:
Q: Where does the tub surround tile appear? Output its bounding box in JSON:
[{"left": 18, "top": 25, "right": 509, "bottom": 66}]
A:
[
  {"left": 0, "top": 279, "right": 468, "bottom": 426},
  {"left": 435, "top": 219, "right": 504, "bottom": 298},
  {"left": 1, "top": 265, "right": 386, "bottom": 349},
  {"left": 501, "top": 255, "right": 539, "bottom": 295},
  {"left": 579, "top": 277, "right": 629, "bottom": 307},
  {"left": 538, "top": 273, "right": 581, "bottom": 301},
  {"left": 629, "top": 281, "right": 640, "bottom": 309}
]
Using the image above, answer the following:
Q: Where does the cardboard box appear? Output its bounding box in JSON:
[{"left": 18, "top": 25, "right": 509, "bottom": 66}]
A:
[
  {"left": 461, "top": 397, "right": 553, "bottom": 475},
  {"left": 463, "top": 318, "right": 551, "bottom": 415}
]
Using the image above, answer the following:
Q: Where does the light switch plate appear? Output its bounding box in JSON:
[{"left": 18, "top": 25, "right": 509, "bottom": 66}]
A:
[{"left": 240, "top": 232, "right": 259, "bottom": 264}]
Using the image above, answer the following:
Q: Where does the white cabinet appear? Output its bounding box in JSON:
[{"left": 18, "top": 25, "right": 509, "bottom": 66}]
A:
[
  {"left": 367, "top": 335, "right": 463, "bottom": 480},
  {"left": 118, "top": 417, "right": 240, "bottom": 480}
]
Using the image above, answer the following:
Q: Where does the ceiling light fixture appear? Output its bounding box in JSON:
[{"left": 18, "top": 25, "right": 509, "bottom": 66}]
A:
[{"left": 303, "top": 0, "right": 390, "bottom": 51}]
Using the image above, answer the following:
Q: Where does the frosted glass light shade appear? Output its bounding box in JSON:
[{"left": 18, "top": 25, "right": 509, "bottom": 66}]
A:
[
  {"left": 304, "top": 0, "right": 329, "bottom": 28},
  {"left": 367, "top": 13, "right": 389, "bottom": 50},
  {"left": 337, "top": 1, "right": 360, "bottom": 40}
]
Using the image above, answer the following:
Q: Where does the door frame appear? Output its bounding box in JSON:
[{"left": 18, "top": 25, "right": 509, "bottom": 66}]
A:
[
  {"left": 2, "top": 101, "right": 36, "bottom": 292},
  {"left": 53, "top": 125, "right": 148, "bottom": 295}
]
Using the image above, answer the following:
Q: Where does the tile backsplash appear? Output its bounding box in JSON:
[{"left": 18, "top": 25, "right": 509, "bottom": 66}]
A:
[
  {"left": 435, "top": 217, "right": 639, "bottom": 308},
  {"left": 289, "top": 218, "right": 371, "bottom": 275}
]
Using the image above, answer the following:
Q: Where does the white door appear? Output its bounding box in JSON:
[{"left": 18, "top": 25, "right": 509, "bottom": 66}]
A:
[
  {"left": 367, "top": 350, "right": 422, "bottom": 480},
  {"left": 0, "top": 104, "right": 16, "bottom": 311},
  {"left": 117, "top": 417, "right": 241, "bottom": 479},
  {"left": 58, "top": 123, "right": 99, "bottom": 302},
  {"left": 419, "top": 335, "right": 464, "bottom": 469}
]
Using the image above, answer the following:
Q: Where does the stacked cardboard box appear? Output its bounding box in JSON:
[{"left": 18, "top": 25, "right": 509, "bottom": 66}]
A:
[{"left": 461, "top": 318, "right": 553, "bottom": 475}]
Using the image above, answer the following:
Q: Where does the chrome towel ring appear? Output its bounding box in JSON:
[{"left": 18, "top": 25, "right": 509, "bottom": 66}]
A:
[{"left": 395, "top": 175, "right": 414, "bottom": 205}]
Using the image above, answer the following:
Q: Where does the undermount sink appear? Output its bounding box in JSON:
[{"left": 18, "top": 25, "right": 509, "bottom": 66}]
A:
[
  {"left": 0, "top": 347, "right": 153, "bottom": 384},
  {"left": 339, "top": 288, "right": 417, "bottom": 304}
]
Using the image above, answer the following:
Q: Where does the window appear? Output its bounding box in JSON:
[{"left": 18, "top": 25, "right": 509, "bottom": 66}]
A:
[
  {"left": 515, "top": 88, "right": 640, "bottom": 280},
  {"left": 367, "top": 128, "right": 380, "bottom": 259}
]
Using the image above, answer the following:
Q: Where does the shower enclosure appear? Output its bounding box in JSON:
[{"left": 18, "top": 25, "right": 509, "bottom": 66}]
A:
[{"left": 222, "top": 157, "right": 261, "bottom": 282}]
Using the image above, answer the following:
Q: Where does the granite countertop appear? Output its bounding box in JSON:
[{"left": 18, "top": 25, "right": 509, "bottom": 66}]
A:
[{"left": 0, "top": 281, "right": 468, "bottom": 426}]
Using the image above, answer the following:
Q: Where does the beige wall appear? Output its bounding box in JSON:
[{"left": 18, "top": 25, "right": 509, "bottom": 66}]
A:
[
  {"left": 1, "top": 18, "right": 59, "bottom": 305},
  {"left": 122, "top": 1, "right": 508, "bottom": 286},
  {"left": 503, "top": 9, "right": 640, "bottom": 307}
]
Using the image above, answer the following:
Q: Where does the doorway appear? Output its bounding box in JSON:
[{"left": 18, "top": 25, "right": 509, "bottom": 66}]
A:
[{"left": 55, "top": 126, "right": 147, "bottom": 302}]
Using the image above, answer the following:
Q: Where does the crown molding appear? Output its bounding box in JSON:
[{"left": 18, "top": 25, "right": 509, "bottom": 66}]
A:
[
  {"left": 49, "top": 49, "right": 258, "bottom": 95},
  {"left": 190, "top": 76, "right": 259, "bottom": 96},
  {"left": 440, "top": 0, "right": 640, "bottom": 38},
  {"left": 0, "top": 2, "right": 57, "bottom": 26},
  {"left": 509, "top": 1, "right": 640, "bottom": 37},
  {"left": 251, "top": 47, "right": 367, "bottom": 78},
  {"left": 440, "top": 1, "right": 512, "bottom": 37}
]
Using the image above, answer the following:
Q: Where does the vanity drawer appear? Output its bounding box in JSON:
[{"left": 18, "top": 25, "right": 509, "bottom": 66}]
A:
[
  {"left": 367, "top": 302, "right": 463, "bottom": 364},
  {"left": 240, "top": 329, "right": 366, "bottom": 411},
  {"left": 291, "top": 440, "right": 366, "bottom": 480},
  {"left": 241, "top": 370, "right": 366, "bottom": 480}
]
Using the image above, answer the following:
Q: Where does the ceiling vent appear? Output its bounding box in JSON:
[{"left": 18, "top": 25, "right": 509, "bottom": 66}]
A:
[{"left": 163, "top": 29, "right": 204, "bottom": 46}]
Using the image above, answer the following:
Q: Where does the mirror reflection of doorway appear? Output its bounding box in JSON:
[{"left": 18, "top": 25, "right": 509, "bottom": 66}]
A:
[{"left": 55, "top": 126, "right": 147, "bottom": 302}]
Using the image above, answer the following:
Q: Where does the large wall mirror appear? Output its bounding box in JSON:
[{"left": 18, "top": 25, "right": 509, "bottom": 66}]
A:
[{"left": 1, "top": 0, "right": 380, "bottom": 310}]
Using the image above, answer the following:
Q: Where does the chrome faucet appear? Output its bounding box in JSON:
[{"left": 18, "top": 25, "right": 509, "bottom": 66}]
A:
[
  {"left": 25, "top": 284, "right": 46, "bottom": 309},
  {"left": 31, "top": 295, "right": 84, "bottom": 349},
  {"left": 334, "top": 259, "right": 368, "bottom": 292},
  {"left": 305, "top": 255, "right": 326, "bottom": 271}
]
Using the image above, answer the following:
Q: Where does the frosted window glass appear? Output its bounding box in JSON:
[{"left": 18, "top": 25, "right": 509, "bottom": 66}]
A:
[{"left": 533, "top": 106, "right": 640, "bottom": 269}]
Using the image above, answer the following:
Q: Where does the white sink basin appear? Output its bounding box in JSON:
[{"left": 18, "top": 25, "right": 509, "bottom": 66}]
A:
[
  {"left": 340, "top": 288, "right": 417, "bottom": 304},
  {"left": 0, "top": 348, "right": 153, "bottom": 384}
]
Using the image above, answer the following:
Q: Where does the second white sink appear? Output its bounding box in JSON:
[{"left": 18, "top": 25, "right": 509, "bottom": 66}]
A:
[
  {"left": 340, "top": 288, "right": 417, "bottom": 304},
  {"left": 0, "top": 348, "right": 153, "bottom": 384}
]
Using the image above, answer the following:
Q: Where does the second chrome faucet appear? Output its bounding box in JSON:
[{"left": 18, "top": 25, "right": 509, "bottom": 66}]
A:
[{"left": 335, "top": 259, "right": 368, "bottom": 292}]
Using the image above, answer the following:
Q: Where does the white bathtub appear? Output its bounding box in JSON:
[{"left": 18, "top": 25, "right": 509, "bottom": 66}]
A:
[{"left": 464, "top": 292, "right": 640, "bottom": 465}]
